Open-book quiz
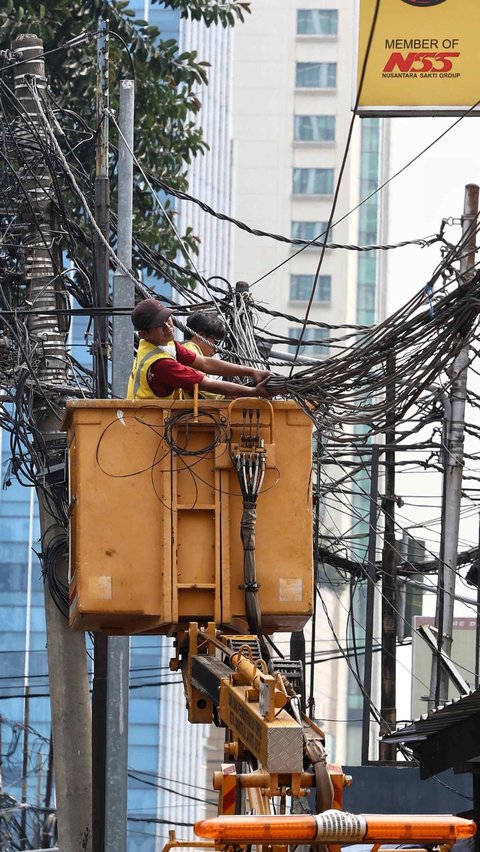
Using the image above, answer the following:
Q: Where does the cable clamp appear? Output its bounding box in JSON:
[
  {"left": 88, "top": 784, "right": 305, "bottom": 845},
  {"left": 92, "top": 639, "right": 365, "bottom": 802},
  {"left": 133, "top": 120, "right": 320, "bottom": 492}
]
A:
[
  {"left": 0, "top": 49, "right": 23, "bottom": 62},
  {"left": 240, "top": 581, "right": 260, "bottom": 592}
]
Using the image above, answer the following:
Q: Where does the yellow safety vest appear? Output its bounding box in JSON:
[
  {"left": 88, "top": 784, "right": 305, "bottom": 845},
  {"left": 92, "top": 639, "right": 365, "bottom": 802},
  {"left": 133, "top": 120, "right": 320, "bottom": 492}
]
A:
[
  {"left": 127, "top": 339, "right": 183, "bottom": 400},
  {"left": 183, "top": 340, "right": 224, "bottom": 400}
]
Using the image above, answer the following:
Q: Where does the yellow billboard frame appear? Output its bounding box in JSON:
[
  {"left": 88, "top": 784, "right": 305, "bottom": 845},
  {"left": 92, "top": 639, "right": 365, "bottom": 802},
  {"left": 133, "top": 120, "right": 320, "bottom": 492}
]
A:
[{"left": 356, "top": 0, "right": 480, "bottom": 116}]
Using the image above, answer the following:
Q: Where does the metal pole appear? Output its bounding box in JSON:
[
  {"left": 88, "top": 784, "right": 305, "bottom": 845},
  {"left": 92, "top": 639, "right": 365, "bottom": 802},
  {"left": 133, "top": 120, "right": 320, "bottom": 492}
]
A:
[
  {"left": 308, "top": 431, "right": 322, "bottom": 720},
  {"left": 112, "top": 79, "right": 135, "bottom": 393},
  {"left": 40, "top": 733, "right": 54, "bottom": 848},
  {"left": 35, "top": 751, "right": 43, "bottom": 848},
  {"left": 92, "top": 19, "right": 110, "bottom": 852},
  {"left": 94, "top": 18, "right": 110, "bottom": 398},
  {"left": 379, "top": 355, "right": 397, "bottom": 760},
  {"left": 290, "top": 631, "right": 306, "bottom": 711},
  {"left": 431, "top": 183, "right": 479, "bottom": 705},
  {"left": 476, "top": 511, "right": 480, "bottom": 690},
  {"left": 428, "top": 399, "right": 449, "bottom": 710},
  {"left": 105, "top": 78, "right": 135, "bottom": 852},
  {"left": 11, "top": 33, "right": 92, "bottom": 852},
  {"left": 361, "top": 444, "right": 380, "bottom": 765},
  {"left": 21, "top": 686, "right": 29, "bottom": 850}
]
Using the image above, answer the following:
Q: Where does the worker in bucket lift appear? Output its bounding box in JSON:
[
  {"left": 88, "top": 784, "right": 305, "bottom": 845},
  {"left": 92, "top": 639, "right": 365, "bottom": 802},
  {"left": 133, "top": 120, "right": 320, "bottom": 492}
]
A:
[
  {"left": 127, "top": 298, "right": 272, "bottom": 401},
  {"left": 183, "top": 310, "right": 227, "bottom": 400}
]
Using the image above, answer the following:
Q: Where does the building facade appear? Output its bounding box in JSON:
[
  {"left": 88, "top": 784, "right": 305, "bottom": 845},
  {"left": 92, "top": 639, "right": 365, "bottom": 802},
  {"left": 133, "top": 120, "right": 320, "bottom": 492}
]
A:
[
  {"left": 0, "top": 4, "right": 389, "bottom": 850},
  {"left": 0, "top": 5, "right": 233, "bottom": 851},
  {"left": 229, "top": 0, "right": 389, "bottom": 763}
]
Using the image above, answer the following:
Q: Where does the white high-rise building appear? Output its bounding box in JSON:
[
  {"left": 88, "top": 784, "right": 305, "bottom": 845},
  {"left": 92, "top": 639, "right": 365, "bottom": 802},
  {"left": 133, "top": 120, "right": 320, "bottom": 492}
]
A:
[
  {"left": 167, "top": 0, "right": 391, "bottom": 771},
  {"left": 228, "top": 0, "right": 389, "bottom": 764},
  {"left": 230, "top": 2, "right": 388, "bottom": 329}
]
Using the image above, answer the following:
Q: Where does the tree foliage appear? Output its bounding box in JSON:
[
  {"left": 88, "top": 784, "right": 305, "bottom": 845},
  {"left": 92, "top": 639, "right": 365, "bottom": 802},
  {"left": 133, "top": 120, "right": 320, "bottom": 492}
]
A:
[{"left": 0, "top": 0, "right": 250, "bottom": 274}]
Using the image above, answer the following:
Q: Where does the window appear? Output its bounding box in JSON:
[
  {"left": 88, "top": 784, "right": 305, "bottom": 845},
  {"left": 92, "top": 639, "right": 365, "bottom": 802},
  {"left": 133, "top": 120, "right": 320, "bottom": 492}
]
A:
[
  {"left": 297, "top": 9, "right": 338, "bottom": 35},
  {"left": 357, "top": 118, "right": 381, "bottom": 325},
  {"left": 290, "top": 274, "right": 331, "bottom": 302},
  {"left": 357, "top": 277, "right": 376, "bottom": 315},
  {"left": 288, "top": 326, "right": 329, "bottom": 357},
  {"left": 293, "top": 168, "right": 334, "bottom": 195},
  {"left": 295, "top": 62, "right": 336, "bottom": 88},
  {"left": 292, "top": 221, "right": 333, "bottom": 242},
  {"left": 294, "top": 115, "right": 335, "bottom": 142}
]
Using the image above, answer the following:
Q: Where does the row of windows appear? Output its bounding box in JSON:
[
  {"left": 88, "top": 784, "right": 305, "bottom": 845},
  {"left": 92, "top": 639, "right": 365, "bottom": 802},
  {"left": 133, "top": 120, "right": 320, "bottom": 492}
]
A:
[
  {"left": 357, "top": 119, "right": 381, "bottom": 325},
  {"left": 296, "top": 62, "right": 336, "bottom": 89},
  {"left": 297, "top": 9, "right": 338, "bottom": 36},
  {"left": 293, "top": 19, "right": 337, "bottom": 270}
]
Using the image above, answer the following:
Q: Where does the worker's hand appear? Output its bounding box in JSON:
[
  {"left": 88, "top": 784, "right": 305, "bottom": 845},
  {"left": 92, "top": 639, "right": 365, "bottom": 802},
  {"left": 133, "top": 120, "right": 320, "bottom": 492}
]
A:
[
  {"left": 255, "top": 377, "right": 273, "bottom": 399},
  {"left": 251, "top": 368, "right": 272, "bottom": 383}
]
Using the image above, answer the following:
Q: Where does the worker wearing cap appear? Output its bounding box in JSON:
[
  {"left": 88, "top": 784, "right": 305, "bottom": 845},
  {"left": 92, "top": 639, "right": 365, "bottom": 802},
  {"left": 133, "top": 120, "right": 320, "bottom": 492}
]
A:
[
  {"left": 127, "top": 298, "right": 271, "bottom": 400},
  {"left": 183, "top": 311, "right": 226, "bottom": 400}
]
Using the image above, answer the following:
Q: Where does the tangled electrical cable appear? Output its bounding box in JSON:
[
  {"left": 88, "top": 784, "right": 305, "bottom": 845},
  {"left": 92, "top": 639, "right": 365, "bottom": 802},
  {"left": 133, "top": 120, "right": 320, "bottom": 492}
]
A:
[
  {"left": 37, "top": 533, "right": 69, "bottom": 618},
  {"left": 3, "top": 28, "right": 480, "bottom": 647},
  {"left": 266, "top": 268, "right": 480, "bottom": 440},
  {"left": 163, "top": 409, "right": 229, "bottom": 457}
]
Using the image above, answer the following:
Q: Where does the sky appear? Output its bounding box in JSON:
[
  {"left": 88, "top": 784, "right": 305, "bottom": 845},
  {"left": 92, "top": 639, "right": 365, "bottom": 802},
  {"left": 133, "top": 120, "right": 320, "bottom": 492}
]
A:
[
  {"left": 387, "top": 114, "right": 480, "bottom": 313},
  {"left": 387, "top": 112, "right": 480, "bottom": 562}
]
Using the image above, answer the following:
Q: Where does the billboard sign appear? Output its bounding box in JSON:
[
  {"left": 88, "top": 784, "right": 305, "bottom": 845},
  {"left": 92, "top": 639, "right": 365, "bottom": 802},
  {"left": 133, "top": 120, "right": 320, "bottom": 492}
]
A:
[{"left": 356, "top": 0, "right": 480, "bottom": 116}]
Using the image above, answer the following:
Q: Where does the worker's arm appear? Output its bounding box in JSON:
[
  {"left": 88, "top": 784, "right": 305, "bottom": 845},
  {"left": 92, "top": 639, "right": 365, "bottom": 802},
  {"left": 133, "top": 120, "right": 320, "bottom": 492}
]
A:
[
  {"left": 192, "top": 354, "right": 271, "bottom": 385},
  {"left": 199, "top": 376, "right": 271, "bottom": 399}
]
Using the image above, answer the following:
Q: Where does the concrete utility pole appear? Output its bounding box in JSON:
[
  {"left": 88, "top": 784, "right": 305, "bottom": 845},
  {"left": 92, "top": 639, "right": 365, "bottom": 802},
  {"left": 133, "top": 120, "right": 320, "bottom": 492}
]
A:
[
  {"left": 11, "top": 33, "right": 92, "bottom": 851},
  {"left": 94, "top": 18, "right": 110, "bottom": 398},
  {"left": 92, "top": 19, "right": 110, "bottom": 852},
  {"left": 430, "top": 183, "right": 479, "bottom": 706},
  {"left": 105, "top": 78, "right": 135, "bottom": 852}
]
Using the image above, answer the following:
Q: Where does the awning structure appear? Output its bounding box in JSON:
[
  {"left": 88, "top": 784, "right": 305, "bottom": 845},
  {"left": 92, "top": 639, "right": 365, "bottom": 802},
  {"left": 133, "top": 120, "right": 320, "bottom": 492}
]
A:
[{"left": 383, "top": 688, "right": 480, "bottom": 779}]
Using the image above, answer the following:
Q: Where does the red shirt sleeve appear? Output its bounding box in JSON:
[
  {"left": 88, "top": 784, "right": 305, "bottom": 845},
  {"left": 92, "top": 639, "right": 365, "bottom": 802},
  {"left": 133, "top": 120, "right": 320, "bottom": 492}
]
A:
[
  {"left": 146, "top": 343, "right": 205, "bottom": 397},
  {"left": 175, "top": 341, "right": 198, "bottom": 366}
]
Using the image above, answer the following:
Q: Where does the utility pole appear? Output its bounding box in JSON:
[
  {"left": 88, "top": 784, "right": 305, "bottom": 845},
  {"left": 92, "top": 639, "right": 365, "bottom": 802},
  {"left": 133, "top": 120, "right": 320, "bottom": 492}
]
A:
[
  {"left": 431, "top": 183, "right": 479, "bottom": 706},
  {"left": 94, "top": 17, "right": 110, "bottom": 398},
  {"left": 20, "top": 686, "right": 29, "bottom": 851},
  {"left": 379, "top": 355, "right": 397, "bottom": 760},
  {"left": 92, "top": 19, "right": 110, "bottom": 852},
  {"left": 105, "top": 78, "right": 135, "bottom": 852},
  {"left": 40, "top": 734, "right": 54, "bottom": 848},
  {"left": 35, "top": 750, "right": 43, "bottom": 848},
  {"left": 11, "top": 33, "right": 92, "bottom": 852},
  {"left": 476, "top": 512, "right": 480, "bottom": 690},
  {"left": 308, "top": 432, "right": 322, "bottom": 721},
  {"left": 361, "top": 444, "right": 380, "bottom": 765}
]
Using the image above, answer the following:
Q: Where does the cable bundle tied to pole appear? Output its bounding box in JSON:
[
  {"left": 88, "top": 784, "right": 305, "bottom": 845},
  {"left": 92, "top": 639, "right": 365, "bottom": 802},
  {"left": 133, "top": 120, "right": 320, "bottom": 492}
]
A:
[
  {"left": 240, "top": 499, "right": 262, "bottom": 636},
  {"left": 263, "top": 269, "right": 480, "bottom": 441},
  {"left": 231, "top": 431, "right": 270, "bottom": 663}
]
